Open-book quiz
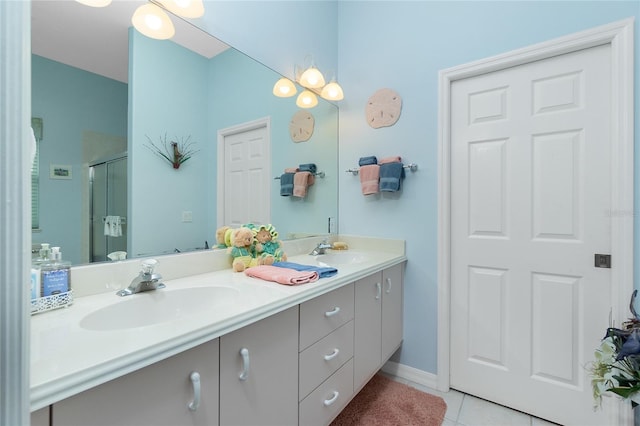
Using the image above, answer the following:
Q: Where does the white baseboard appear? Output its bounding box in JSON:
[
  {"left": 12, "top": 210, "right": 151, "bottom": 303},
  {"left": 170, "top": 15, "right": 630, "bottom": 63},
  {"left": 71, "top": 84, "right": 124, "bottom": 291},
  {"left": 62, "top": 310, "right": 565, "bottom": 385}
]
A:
[{"left": 381, "top": 361, "right": 438, "bottom": 390}]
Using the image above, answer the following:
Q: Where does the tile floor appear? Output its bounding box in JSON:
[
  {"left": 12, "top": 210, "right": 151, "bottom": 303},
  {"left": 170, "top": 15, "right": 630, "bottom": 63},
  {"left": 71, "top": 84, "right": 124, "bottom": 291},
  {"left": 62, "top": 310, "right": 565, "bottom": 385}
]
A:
[{"left": 383, "top": 373, "right": 560, "bottom": 426}]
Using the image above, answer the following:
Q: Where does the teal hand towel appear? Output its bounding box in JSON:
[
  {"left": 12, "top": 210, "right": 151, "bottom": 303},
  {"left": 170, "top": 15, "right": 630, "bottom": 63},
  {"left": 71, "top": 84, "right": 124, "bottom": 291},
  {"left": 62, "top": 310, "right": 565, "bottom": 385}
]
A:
[
  {"left": 298, "top": 163, "right": 317, "bottom": 174},
  {"left": 280, "top": 173, "right": 294, "bottom": 196},
  {"left": 379, "top": 162, "right": 405, "bottom": 192}
]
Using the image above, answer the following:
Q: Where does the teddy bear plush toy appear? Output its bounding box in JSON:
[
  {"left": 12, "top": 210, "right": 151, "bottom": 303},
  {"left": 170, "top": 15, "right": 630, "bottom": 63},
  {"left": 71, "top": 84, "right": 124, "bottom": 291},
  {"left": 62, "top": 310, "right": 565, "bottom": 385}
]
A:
[
  {"left": 214, "top": 226, "right": 232, "bottom": 249},
  {"left": 228, "top": 227, "right": 259, "bottom": 272},
  {"left": 254, "top": 224, "right": 287, "bottom": 265}
]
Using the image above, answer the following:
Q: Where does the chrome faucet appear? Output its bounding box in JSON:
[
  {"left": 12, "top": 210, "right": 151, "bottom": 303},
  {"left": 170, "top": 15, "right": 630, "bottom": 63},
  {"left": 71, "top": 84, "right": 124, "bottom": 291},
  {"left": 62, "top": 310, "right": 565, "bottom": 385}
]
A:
[
  {"left": 309, "top": 240, "right": 332, "bottom": 256},
  {"left": 116, "top": 259, "right": 165, "bottom": 297}
]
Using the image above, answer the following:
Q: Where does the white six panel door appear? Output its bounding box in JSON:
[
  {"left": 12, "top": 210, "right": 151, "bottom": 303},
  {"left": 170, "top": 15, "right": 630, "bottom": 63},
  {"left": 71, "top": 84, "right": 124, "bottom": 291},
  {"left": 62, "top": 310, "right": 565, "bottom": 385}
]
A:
[
  {"left": 223, "top": 125, "right": 270, "bottom": 228},
  {"left": 450, "top": 44, "right": 612, "bottom": 425}
]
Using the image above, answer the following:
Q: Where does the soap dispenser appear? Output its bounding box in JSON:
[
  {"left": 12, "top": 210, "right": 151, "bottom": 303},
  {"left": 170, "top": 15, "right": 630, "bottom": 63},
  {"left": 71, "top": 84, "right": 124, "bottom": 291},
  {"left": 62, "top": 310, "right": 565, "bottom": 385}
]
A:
[
  {"left": 40, "top": 247, "right": 71, "bottom": 297},
  {"left": 30, "top": 243, "right": 51, "bottom": 309}
]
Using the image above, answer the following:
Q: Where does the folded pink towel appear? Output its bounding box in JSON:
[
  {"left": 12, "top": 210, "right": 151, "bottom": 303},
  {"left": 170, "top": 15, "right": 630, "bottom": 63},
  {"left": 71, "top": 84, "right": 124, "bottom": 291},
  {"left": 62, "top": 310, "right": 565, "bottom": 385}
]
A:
[
  {"left": 245, "top": 265, "right": 319, "bottom": 285},
  {"left": 378, "top": 156, "right": 402, "bottom": 164},
  {"left": 359, "top": 164, "right": 380, "bottom": 195},
  {"left": 293, "top": 171, "right": 315, "bottom": 197},
  {"left": 284, "top": 167, "right": 299, "bottom": 173}
]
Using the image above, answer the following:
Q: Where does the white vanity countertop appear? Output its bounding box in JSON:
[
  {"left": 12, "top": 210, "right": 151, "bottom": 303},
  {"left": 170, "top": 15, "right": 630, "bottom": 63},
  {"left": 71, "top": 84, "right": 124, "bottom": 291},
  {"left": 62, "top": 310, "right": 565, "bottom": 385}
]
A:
[{"left": 30, "top": 236, "right": 406, "bottom": 411}]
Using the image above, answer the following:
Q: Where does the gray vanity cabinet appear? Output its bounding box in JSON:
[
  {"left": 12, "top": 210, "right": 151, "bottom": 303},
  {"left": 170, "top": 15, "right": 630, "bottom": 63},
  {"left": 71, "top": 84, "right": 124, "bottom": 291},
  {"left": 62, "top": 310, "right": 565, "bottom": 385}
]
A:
[
  {"left": 51, "top": 339, "right": 219, "bottom": 426},
  {"left": 30, "top": 407, "right": 49, "bottom": 426},
  {"left": 219, "top": 306, "right": 299, "bottom": 426},
  {"left": 354, "top": 263, "right": 404, "bottom": 391}
]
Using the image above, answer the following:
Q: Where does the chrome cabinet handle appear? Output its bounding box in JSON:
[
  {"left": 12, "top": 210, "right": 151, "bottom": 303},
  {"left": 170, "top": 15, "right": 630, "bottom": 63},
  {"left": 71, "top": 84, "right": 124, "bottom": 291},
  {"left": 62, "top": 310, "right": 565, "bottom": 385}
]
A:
[
  {"left": 323, "top": 348, "right": 340, "bottom": 361},
  {"left": 375, "top": 282, "right": 381, "bottom": 300},
  {"left": 325, "top": 306, "right": 340, "bottom": 317},
  {"left": 323, "top": 390, "right": 340, "bottom": 406},
  {"left": 188, "top": 372, "right": 201, "bottom": 411},
  {"left": 385, "top": 277, "right": 392, "bottom": 294},
  {"left": 239, "top": 348, "right": 250, "bottom": 381}
]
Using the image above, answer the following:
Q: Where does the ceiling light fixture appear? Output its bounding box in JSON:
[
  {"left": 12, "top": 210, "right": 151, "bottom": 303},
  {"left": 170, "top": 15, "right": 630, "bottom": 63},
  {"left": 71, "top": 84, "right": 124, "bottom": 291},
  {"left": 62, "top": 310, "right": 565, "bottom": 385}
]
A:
[
  {"left": 156, "top": 0, "right": 205, "bottom": 19},
  {"left": 132, "top": 3, "right": 175, "bottom": 40},
  {"left": 272, "top": 58, "right": 344, "bottom": 108},
  {"left": 77, "top": 0, "right": 206, "bottom": 41},
  {"left": 75, "top": 0, "right": 112, "bottom": 7}
]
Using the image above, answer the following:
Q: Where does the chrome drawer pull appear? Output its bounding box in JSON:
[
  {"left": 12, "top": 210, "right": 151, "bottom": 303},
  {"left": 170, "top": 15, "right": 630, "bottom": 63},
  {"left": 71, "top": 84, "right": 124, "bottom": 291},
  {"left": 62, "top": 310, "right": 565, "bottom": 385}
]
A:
[
  {"left": 385, "top": 277, "right": 392, "bottom": 294},
  {"left": 323, "top": 348, "right": 340, "bottom": 361},
  {"left": 325, "top": 306, "right": 340, "bottom": 317},
  {"left": 323, "top": 390, "right": 340, "bottom": 406},
  {"left": 239, "top": 348, "right": 250, "bottom": 381},
  {"left": 188, "top": 372, "right": 201, "bottom": 411},
  {"left": 375, "top": 282, "right": 381, "bottom": 300}
]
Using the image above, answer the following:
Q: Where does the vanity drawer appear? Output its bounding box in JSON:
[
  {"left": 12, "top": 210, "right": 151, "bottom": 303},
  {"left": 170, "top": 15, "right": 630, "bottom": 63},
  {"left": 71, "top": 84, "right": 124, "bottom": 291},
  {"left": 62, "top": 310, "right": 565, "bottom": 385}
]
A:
[
  {"left": 299, "top": 320, "right": 354, "bottom": 401},
  {"left": 299, "top": 358, "right": 354, "bottom": 426},
  {"left": 300, "top": 283, "right": 354, "bottom": 351}
]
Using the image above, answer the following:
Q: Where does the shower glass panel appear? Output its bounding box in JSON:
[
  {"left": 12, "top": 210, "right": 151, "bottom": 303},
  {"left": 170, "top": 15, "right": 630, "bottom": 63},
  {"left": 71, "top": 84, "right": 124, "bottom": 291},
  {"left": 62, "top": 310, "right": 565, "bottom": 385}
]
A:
[{"left": 90, "top": 154, "right": 127, "bottom": 262}]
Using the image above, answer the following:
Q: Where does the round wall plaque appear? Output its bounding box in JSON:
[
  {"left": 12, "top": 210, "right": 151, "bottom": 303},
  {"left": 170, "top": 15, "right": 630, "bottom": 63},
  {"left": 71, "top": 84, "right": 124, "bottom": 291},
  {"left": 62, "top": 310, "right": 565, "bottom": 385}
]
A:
[
  {"left": 289, "top": 110, "right": 315, "bottom": 142},
  {"left": 365, "top": 88, "right": 402, "bottom": 129}
]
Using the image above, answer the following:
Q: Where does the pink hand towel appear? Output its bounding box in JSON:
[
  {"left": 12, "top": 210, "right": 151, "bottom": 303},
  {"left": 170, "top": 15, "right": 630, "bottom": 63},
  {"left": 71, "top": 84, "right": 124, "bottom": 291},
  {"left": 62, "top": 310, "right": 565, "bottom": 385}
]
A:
[
  {"left": 359, "top": 164, "right": 380, "bottom": 195},
  {"left": 245, "top": 265, "right": 319, "bottom": 285},
  {"left": 284, "top": 167, "right": 299, "bottom": 173},
  {"left": 293, "top": 171, "right": 315, "bottom": 197},
  {"left": 378, "top": 156, "right": 402, "bottom": 165}
]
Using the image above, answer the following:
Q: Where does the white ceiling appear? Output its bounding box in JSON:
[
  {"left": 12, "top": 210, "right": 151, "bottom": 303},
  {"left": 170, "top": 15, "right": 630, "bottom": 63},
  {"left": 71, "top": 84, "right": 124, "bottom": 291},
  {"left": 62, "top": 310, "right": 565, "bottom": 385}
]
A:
[{"left": 31, "top": 0, "right": 230, "bottom": 83}]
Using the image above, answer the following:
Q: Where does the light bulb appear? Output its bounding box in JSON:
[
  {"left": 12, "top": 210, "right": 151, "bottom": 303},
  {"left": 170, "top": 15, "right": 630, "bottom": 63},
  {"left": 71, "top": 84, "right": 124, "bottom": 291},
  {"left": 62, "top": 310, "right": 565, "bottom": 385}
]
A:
[
  {"left": 272, "top": 78, "right": 297, "bottom": 98},
  {"left": 296, "top": 90, "right": 318, "bottom": 108},
  {"left": 299, "top": 67, "right": 325, "bottom": 89},
  {"left": 75, "top": 0, "right": 112, "bottom": 7},
  {"left": 320, "top": 81, "right": 344, "bottom": 101},
  {"left": 157, "top": 0, "right": 205, "bottom": 18},
  {"left": 132, "top": 3, "right": 175, "bottom": 40}
]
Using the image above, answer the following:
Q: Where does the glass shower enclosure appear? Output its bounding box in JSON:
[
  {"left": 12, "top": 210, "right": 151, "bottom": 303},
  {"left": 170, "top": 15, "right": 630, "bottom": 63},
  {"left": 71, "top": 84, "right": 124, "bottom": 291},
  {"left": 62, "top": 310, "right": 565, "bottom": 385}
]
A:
[{"left": 89, "top": 154, "right": 127, "bottom": 262}]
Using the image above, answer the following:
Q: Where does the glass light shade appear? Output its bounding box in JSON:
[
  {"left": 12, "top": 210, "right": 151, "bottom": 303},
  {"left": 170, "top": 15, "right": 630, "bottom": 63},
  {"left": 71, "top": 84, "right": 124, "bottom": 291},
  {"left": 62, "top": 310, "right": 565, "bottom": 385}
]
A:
[
  {"left": 156, "top": 0, "right": 205, "bottom": 18},
  {"left": 132, "top": 3, "right": 175, "bottom": 40},
  {"left": 296, "top": 90, "right": 319, "bottom": 108},
  {"left": 299, "top": 66, "right": 326, "bottom": 89},
  {"left": 320, "top": 81, "right": 344, "bottom": 101},
  {"left": 75, "top": 0, "right": 112, "bottom": 6},
  {"left": 272, "top": 78, "right": 297, "bottom": 98}
]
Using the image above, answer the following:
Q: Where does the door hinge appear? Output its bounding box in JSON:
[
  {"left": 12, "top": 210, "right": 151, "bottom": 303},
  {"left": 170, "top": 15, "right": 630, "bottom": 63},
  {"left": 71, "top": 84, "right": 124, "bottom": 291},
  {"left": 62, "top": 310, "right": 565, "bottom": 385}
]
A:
[{"left": 594, "top": 254, "right": 611, "bottom": 269}]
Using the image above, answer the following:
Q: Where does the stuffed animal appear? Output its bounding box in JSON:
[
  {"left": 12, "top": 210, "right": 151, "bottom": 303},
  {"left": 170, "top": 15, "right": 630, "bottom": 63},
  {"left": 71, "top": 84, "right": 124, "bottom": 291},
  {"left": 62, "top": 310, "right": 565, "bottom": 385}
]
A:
[
  {"left": 228, "top": 227, "right": 258, "bottom": 272},
  {"left": 254, "top": 224, "right": 287, "bottom": 265},
  {"left": 214, "top": 226, "right": 232, "bottom": 249}
]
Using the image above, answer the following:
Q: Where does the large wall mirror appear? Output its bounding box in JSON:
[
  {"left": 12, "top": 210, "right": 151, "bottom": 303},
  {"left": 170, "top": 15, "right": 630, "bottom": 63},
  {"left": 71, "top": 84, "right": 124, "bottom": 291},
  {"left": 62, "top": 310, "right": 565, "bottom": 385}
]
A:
[{"left": 31, "top": 1, "right": 338, "bottom": 266}]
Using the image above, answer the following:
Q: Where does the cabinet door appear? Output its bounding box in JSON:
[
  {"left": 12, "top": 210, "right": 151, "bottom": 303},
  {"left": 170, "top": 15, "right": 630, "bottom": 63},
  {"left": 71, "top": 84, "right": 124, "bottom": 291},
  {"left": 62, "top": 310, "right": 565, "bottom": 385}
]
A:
[
  {"left": 382, "top": 263, "right": 404, "bottom": 362},
  {"left": 219, "top": 306, "right": 299, "bottom": 426},
  {"left": 31, "top": 407, "right": 49, "bottom": 426},
  {"left": 52, "top": 339, "right": 219, "bottom": 426},
  {"left": 353, "top": 271, "right": 382, "bottom": 391}
]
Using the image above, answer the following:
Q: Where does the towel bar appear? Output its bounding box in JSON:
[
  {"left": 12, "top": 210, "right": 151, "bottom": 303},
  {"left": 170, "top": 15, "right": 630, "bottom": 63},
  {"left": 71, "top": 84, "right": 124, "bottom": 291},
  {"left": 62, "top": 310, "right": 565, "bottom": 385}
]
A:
[
  {"left": 274, "top": 171, "right": 325, "bottom": 180},
  {"left": 345, "top": 163, "right": 418, "bottom": 176}
]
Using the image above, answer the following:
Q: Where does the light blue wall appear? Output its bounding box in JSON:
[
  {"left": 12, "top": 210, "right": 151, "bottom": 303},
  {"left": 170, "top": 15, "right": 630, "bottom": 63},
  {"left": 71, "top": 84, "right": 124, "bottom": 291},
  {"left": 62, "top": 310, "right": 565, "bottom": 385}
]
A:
[
  {"left": 128, "top": 30, "right": 210, "bottom": 257},
  {"left": 198, "top": 1, "right": 339, "bottom": 82},
  {"left": 337, "top": 1, "right": 640, "bottom": 374},
  {"left": 31, "top": 55, "right": 127, "bottom": 265}
]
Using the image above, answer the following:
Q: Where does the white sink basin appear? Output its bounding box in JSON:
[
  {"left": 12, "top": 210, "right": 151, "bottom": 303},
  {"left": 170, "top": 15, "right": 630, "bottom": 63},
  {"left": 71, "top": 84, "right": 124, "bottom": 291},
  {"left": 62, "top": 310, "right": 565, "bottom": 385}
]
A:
[
  {"left": 313, "top": 250, "right": 369, "bottom": 266},
  {"left": 80, "top": 287, "right": 240, "bottom": 331}
]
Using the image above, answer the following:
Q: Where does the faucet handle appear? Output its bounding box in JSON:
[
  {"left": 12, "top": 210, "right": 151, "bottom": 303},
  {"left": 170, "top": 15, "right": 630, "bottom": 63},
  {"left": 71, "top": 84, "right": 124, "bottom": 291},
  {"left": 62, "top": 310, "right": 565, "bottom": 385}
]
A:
[{"left": 141, "top": 259, "right": 158, "bottom": 274}]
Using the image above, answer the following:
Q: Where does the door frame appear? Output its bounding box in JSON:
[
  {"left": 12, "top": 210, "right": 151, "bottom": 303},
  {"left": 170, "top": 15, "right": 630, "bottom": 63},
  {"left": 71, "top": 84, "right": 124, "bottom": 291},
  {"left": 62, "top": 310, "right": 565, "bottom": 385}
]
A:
[
  {"left": 216, "top": 117, "right": 271, "bottom": 228},
  {"left": 437, "top": 18, "right": 634, "bottom": 421}
]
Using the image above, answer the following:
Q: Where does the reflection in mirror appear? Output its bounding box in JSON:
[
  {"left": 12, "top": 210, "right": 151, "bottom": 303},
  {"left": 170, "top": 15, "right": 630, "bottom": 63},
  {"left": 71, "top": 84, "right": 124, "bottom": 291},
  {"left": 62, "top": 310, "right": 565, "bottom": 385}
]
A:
[{"left": 31, "top": 1, "right": 338, "bottom": 266}]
